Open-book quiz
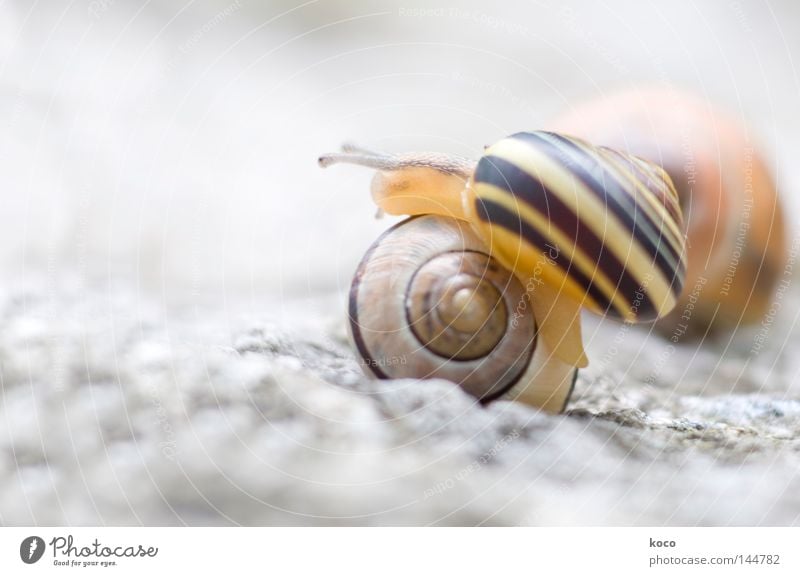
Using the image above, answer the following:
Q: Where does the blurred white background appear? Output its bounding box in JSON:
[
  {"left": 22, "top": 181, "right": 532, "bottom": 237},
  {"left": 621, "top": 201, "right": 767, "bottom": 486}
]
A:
[{"left": 1, "top": 0, "right": 798, "bottom": 310}]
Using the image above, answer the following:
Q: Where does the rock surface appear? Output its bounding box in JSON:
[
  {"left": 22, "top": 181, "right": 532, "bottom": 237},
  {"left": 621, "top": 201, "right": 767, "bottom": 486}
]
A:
[{"left": 1, "top": 285, "right": 798, "bottom": 526}]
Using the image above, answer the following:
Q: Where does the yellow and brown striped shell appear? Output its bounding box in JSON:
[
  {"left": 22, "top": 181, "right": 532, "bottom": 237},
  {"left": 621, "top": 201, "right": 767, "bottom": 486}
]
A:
[{"left": 467, "top": 131, "right": 688, "bottom": 322}]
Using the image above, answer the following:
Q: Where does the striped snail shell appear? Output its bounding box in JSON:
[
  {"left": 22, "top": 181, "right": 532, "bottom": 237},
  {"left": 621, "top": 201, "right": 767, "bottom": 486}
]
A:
[
  {"left": 470, "top": 131, "right": 687, "bottom": 324},
  {"left": 349, "top": 215, "right": 577, "bottom": 412}
]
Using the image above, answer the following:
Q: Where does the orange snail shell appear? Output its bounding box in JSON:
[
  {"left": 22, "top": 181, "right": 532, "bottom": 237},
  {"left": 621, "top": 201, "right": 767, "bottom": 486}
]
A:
[{"left": 551, "top": 88, "right": 786, "bottom": 334}]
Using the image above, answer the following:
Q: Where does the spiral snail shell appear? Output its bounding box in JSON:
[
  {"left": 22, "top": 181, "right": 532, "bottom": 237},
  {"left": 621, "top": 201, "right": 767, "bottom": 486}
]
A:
[
  {"left": 321, "top": 130, "right": 687, "bottom": 412},
  {"left": 349, "top": 215, "right": 577, "bottom": 411}
]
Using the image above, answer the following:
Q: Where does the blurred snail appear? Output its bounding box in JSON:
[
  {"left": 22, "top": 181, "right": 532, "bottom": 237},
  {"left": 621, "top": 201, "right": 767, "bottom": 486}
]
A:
[
  {"left": 320, "top": 131, "right": 687, "bottom": 412},
  {"left": 551, "top": 88, "right": 786, "bottom": 335}
]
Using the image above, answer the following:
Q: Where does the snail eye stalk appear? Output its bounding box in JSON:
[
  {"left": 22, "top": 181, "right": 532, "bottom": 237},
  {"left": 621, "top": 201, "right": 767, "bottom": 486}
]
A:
[{"left": 319, "top": 144, "right": 476, "bottom": 221}]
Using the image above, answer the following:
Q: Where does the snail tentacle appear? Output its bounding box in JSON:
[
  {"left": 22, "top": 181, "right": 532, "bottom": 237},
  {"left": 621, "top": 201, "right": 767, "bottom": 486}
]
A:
[
  {"left": 321, "top": 144, "right": 476, "bottom": 221},
  {"left": 319, "top": 145, "right": 474, "bottom": 177},
  {"left": 318, "top": 150, "right": 395, "bottom": 170}
]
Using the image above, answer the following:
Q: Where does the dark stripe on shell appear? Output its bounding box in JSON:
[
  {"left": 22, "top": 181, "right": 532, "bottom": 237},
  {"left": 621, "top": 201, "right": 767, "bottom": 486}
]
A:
[
  {"left": 562, "top": 367, "right": 579, "bottom": 413},
  {"left": 511, "top": 131, "right": 683, "bottom": 293},
  {"left": 472, "top": 197, "right": 655, "bottom": 318},
  {"left": 474, "top": 154, "right": 658, "bottom": 319},
  {"left": 347, "top": 219, "right": 421, "bottom": 379}
]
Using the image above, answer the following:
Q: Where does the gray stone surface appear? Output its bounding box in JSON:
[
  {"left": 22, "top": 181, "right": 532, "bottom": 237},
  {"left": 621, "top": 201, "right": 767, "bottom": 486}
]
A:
[{"left": 1, "top": 285, "right": 798, "bottom": 526}]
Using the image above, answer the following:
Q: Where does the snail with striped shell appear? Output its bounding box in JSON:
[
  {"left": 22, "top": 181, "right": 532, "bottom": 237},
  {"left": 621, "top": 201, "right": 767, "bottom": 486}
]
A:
[{"left": 320, "top": 131, "right": 688, "bottom": 413}]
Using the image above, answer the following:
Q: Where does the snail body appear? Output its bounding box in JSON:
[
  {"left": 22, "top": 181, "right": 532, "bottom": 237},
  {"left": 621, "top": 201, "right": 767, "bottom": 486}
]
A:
[{"left": 321, "top": 131, "right": 687, "bottom": 411}]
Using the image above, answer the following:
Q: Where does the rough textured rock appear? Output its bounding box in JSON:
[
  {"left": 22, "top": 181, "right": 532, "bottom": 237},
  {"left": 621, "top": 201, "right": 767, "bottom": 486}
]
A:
[{"left": 1, "top": 284, "right": 798, "bottom": 526}]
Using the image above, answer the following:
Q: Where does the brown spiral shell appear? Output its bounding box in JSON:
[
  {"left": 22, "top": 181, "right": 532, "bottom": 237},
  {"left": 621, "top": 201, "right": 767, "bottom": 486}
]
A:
[{"left": 348, "top": 215, "right": 577, "bottom": 411}]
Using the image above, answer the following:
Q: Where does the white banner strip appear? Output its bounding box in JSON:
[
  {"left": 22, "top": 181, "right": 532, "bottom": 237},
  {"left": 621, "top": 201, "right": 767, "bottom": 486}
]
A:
[{"left": 1, "top": 527, "right": 798, "bottom": 575}]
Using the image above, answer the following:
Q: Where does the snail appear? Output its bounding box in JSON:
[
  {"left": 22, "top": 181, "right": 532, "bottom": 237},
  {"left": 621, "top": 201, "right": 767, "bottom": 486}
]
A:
[
  {"left": 320, "top": 131, "right": 688, "bottom": 412},
  {"left": 551, "top": 88, "right": 786, "bottom": 335}
]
